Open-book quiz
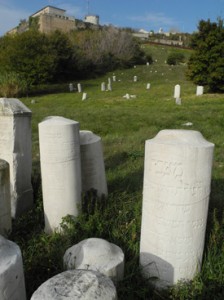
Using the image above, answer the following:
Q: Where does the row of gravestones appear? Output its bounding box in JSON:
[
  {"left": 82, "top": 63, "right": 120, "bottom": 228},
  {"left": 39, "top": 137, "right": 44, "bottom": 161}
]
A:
[{"left": 0, "top": 98, "right": 214, "bottom": 298}]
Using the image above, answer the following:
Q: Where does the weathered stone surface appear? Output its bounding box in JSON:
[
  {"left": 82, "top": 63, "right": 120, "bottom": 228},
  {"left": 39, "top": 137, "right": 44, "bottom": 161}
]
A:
[
  {"left": 63, "top": 238, "right": 124, "bottom": 282},
  {"left": 140, "top": 130, "right": 214, "bottom": 288},
  {"left": 80, "top": 131, "right": 108, "bottom": 197},
  {"left": 0, "top": 160, "right": 11, "bottom": 236},
  {"left": 0, "top": 235, "right": 26, "bottom": 300},
  {"left": 0, "top": 98, "right": 33, "bottom": 218},
  {"left": 196, "top": 85, "right": 204, "bottom": 96},
  {"left": 39, "top": 116, "right": 81, "bottom": 234},
  {"left": 31, "top": 269, "right": 117, "bottom": 300}
]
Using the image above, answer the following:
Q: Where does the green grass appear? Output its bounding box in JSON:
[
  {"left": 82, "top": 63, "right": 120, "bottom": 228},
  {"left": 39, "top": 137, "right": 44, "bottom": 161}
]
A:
[{"left": 9, "top": 44, "right": 224, "bottom": 299}]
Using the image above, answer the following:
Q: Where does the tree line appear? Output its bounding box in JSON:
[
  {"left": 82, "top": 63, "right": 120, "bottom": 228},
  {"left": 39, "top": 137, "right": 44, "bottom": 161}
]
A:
[{"left": 0, "top": 27, "right": 152, "bottom": 96}]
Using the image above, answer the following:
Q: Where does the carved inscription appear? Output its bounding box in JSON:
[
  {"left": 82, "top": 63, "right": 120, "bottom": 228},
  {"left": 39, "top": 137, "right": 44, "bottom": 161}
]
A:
[{"left": 150, "top": 158, "right": 183, "bottom": 181}]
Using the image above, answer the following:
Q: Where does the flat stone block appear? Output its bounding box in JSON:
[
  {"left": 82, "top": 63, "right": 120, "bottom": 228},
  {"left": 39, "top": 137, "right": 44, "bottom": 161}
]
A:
[
  {"left": 0, "top": 235, "right": 26, "bottom": 300},
  {"left": 63, "top": 238, "right": 124, "bottom": 282},
  {"left": 31, "top": 269, "right": 117, "bottom": 300}
]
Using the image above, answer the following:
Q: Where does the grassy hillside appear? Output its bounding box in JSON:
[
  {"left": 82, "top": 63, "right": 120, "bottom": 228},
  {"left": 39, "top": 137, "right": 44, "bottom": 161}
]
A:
[{"left": 10, "top": 44, "right": 224, "bottom": 299}]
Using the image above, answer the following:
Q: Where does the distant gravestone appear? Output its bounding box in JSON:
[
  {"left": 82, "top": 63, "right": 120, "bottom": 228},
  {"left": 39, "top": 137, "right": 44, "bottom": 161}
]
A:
[
  {"left": 80, "top": 130, "right": 108, "bottom": 197},
  {"left": 107, "top": 83, "right": 112, "bottom": 91},
  {"left": 77, "top": 83, "right": 82, "bottom": 93},
  {"left": 112, "top": 75, "right": 116, "bottom": 82},
  {"left": 68, "top": 83, "right": 73, "bottom": 92},
  {"left": 196, "top": 86, "right": 204, "bottom": 96},
  {"left": 146, "top": 62, "right": 150, "bottom": 67},
  {"left": 38, "top": 116, "right": 81, "bottom": 234},
  {"left": 63, "top": 238, "right": 124, "bottom": 282},
  {"left": 0, "top": 160, "right": 11, "bottom": 236},
  {"left": 140, "top": 130, "right": 214, "bottom": 288},
  {"left": 31, "top": 270, "right": 117, "bottom": 300},
  {"left": 108, "top": 78, "right": 112, "bottom": 85},
  {"left": 101, "top": 82, "right": 106, "bottom": 91},
  {"left": 0, "top": 98, "right": 33, "bottom": 218},
  {"left": 146, "top": 83, "right": 151, "bottom": 90},
  {"left": 133, "top": 76, "right": 138, "bottom": 82},
  {"left": 174, "top": 84, "right": 181, "bottom": 98},
  {"left": 0, "top": 235, "right": 26, "bottom": 300},
  {"left": 82, "top": 92, "right": 87, "bottom": 101}
]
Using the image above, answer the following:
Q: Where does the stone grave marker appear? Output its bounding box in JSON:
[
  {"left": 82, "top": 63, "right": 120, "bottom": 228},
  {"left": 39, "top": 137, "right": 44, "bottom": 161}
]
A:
[
  {"left": 101, "top": 82, "right": 106, "bottom": 91},
  {"left": 146, "top": 83, "right": 151, "bottom": 90},
  {"left": 0, "top": 160, "right": 11, "bottom": 236},
  {"left": 133, "top": 76, "right": 138, "bottom": 82},
  {"left": 68, "top": 83, "right": 73, "bottom": 92},
  {"left": 0, "top": 235, "right": 26, "bottom": 300},
  {"left": 31, "top": 270, "right": 117, "bottom": 300},
  {"left": 77, "top": 83, "right": 82, "bottom": 93},
  {"left": 82, "top": 92, "right": 87, "bottom": 100},
  {"left": 80, "top": 130, "right": 108, "bottom": 197},
  {"left": 38, "top": 116, "right": 81, "bottom": 234},
  {"left": 140, "top": 129, "right": 214, "bottom": 288},
  {"left": 63, "top": 238, "right": 124, "bottom": 282},
  {"left": 174, "top": 84, "right": 181, "bottom": 98},
  {"left": 196, "top": 86, "right": 204, "bottom": 96},
  {"left": 0, "top": 98, "right": 33, "bottom": 218}
]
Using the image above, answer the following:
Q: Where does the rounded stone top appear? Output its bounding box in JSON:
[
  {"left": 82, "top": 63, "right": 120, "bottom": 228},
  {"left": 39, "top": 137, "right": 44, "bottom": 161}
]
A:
[
  {"left": 149, "top": 129, "right": 214, "bottom": 148},
  {"left": 0, "top": 98, "right": 31, "bottom": 116},
  {"left": 63, "top": 238, "right": 124, "bottom": 281},
  {"left": 39, "top": 116, "right": 79, "bottom": 126},
  {"left": 0, "top": 236, "right": 21, "bottom": 273},
  {"left": 31, "top": 269, "right": 117, "bottom": 300},
  {"left": 0, "top": 159, "right": 8, "bottom": 171},
  {"left": 80, "top": 130, "right": 101, "bottom": 145}
]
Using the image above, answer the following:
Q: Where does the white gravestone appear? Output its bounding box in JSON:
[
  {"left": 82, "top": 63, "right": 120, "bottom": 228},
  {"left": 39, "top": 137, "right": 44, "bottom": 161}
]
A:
[
  {"left": 133, "top": 76, "right": 138, "bottom": 82},
  {"left": 39, "top": 116, "right": 82, "bottom": 234},
  {"left": 68, "top": 83, "right": 73, "bottom": 92},
  {"left": 0, "top": 160, "right": 11, "bottom": 236},
  {"left": 82, "top": 92, "right": 87, "bottom": 101},
  {"left": 112, "top": 75, "right": 116, "bottom": 82},
  {"left": 77, "top": 83, "right": 82, "bottom": 93},
  {"left": 0, "top": 98, "right": 33, "bottom": 218},
  {"left": 174, "top": 84, "right": 181, "bottom": 98},
  {"left": 80, "top": 130, "right": 108, "bottom": 198},
  {"left": 140, "top": 130, "right": 214, "bottom": 288},
  {"left": 107, "top": 83, "right": 112, "bottom": 91},
  {"left": 108, "top": 78, "right": 112, "bottom": 85},
  {"left": 0, "top": 235, "right": 26, "bottom": 300},
  {"left": 31, "top": 270, "right": 117, "bottom": 300},
  {"left": 146, "top": 83, "right": 151, "bottom": 90},
  {"left": 63, "top": 238, "right": 124, "bottom": 282},
  {"left": 101, "top": 82, "right": 106, "bottom": 91},
  {"left": 196, "top": 86, "right": 204, "bottom": 96}
]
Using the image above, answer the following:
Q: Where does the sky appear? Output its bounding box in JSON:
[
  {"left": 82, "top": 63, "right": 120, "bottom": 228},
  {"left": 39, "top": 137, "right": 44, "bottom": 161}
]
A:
[{"left": 0, "top": 0, "right": 224, "bottom": 36}]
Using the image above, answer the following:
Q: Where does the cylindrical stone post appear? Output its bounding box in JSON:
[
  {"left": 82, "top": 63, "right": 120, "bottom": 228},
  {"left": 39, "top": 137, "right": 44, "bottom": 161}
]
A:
[
  {"left": 80, "top": 130, "right": 108, "bottom": 198},
  {"left": 174, "top": 84, "right": 181, "bottom": 98},
  {"left": 0, "top": 160, "right": 11, "bottom": 236},
  {"left": 39, "top": 116, "right": 82, "bottom": 234},
  {"left": 77, "top": 83, "right": 82, "bottom": 93},
  {"left": 0, "top": 235, "right": 26, "bottom": 300},
  {"left": 140, "top": 130, "right": 214, "bottom": 288}
]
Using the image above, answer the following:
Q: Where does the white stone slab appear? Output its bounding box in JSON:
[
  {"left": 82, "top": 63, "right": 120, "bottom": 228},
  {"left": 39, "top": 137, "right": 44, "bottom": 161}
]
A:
[
  {"left": 77, "top": 83, "right": 82, "bottom": 93},
  {"left": 112, "top": 75, "right": 116, "bottom": 82},
  {"left": 133, "top": 76, "right": 138, "bottom": 82},
  {"left": 101, "top": 82, "right": 106, "bottom": 91},
  {"left": 0, "top": 235, "right": 26, "bottom": 300},
  {"left": 68, "top": 83, "right": 73, "bottom": 92},
  {"left": 82, "top": 92, "right": 87, "bottom": 101},
  {"left": 39, "top": 116, "right": 82, "bottom": 234},
  {"left": 80, "top": 130, "right": 108, "bottom": 197},
  {"left": 140, "top": 129, "right": 214, "bottom": 288},
  {"left": 146, "top": 83, "right": 151, "bottom": 90},
  {"left": 0, "top": 160, "right": 11, "bottom": 236},
  {"left": 63, "top": 238, "right": 124, "bottom": 282},
  {"left": 196, "top": 86, "right": 204, "bottom": 96},
  {"left": 31, "top": 269, "right": 117, "bottom": 300},
  {"left": 174, "top": 84, "right": 181, "bottom": 98},
  {"left": 0, "top": 98, "right": 33, "bottom": 218}
]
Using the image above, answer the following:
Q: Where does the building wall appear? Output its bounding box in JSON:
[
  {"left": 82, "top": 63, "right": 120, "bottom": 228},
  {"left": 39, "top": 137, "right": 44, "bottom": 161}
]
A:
[{"left": 38, "top": 14, "right": 77, "bottom": 34}]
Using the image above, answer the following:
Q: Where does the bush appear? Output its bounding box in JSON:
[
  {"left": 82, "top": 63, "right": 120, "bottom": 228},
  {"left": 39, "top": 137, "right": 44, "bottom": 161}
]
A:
[
  {"left": 0, "top": 72, "right": 26, "bottom": 97},
  {"left": 167, "top": 52, "right": 185, "bottom": 65}
]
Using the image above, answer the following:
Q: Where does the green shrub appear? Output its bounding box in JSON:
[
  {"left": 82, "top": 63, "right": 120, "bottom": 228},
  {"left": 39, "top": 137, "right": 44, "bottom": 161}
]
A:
[
  {"left": 0, "top": 72, "right": 26, "bottom": 97},
  {"left": 167, "top": 52, "right": 185, "bottom": 65}
]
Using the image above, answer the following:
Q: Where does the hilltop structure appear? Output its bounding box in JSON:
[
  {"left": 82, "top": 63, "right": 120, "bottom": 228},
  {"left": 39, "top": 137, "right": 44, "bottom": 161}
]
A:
[{"left": 7, "top": 5, "right": 100, "bottom": 35}]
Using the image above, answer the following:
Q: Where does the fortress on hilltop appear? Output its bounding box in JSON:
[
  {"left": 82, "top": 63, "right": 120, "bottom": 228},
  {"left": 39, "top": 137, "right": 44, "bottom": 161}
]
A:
[{"left": 7, "top": 5, "right": 100, "bottom": 35}]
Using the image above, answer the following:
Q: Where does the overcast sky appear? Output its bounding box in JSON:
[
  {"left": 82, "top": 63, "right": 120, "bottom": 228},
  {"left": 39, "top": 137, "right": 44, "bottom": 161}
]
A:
[{"left": 0, "top": 0, "right": 224, "bottom": 36}]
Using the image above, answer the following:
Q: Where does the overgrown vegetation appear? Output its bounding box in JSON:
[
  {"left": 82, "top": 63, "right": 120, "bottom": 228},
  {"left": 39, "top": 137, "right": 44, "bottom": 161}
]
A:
[
  {"left": 187, "top": 18, "right": 224, "bottom": 93},
  {"left": 167, "top": 52, "right": 185, "bottom": 65},
  {"left": 7, "top": 43, "right": 224, "bottom": 299},
  {"left": 0, "top": 28, "right": 151, "bottom": 95}
]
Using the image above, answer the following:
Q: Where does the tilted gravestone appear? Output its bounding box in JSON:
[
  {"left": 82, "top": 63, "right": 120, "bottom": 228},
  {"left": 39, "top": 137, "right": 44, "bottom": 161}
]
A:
[
  {"left": 0, "top": 98, "right": 33, "bottom": 218},
  {"left": 38, "top": 116, "right": 81, "bottom": 234},
  {"left": 0, "top": 160, "right": 11, "bottom": 236},
  {"left": 0, "top": 235, "right": 26, "bottom": 300},
  {"left": 31, "top": 270, "right": 117, "bottom": 300},
  {"left": 63, "top": 238, "right": 124, "bottom": 282},
  {"left": 80, "top": 130, "right": 108, "bottom": 198},
  {"left": 140, "top": 129, "right": 214, "bottom": 288}
]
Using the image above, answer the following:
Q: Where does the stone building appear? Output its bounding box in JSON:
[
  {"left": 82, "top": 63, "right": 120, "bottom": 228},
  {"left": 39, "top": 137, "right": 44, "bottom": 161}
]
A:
[{"left": 7, "top": 5, "right": 100, "bottom": 35}]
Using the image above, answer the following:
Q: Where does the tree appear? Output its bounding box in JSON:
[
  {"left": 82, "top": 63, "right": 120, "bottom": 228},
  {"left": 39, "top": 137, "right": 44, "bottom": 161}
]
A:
[{"left": 187, "top": 18, "right": 224, "bottom": 92}]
